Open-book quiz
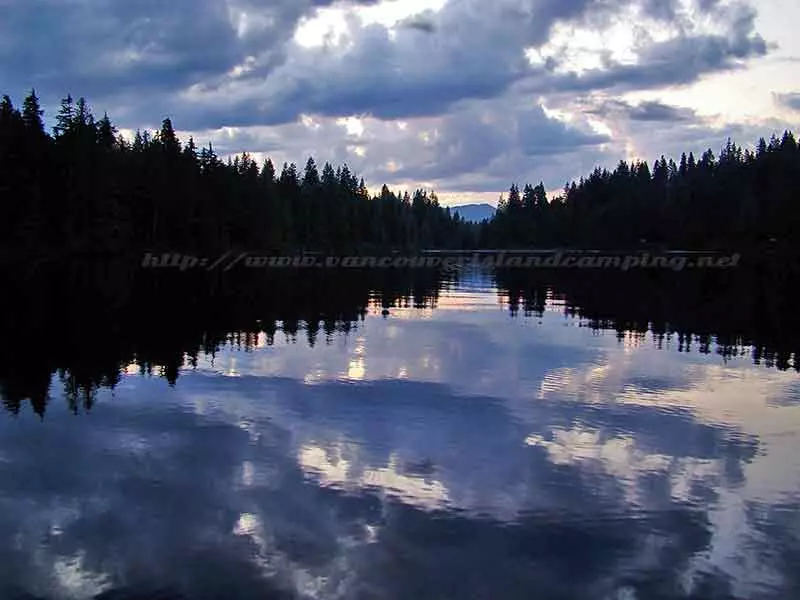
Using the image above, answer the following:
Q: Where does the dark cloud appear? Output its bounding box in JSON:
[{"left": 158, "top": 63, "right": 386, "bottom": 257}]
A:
[
  {"left": 0, "top": 0, "right": 243, "bottom": 98},
  {"left": 517, "top": 105, "right": 609, "bottom": 155},
  {"left": 0, "top": 0, "right": 380, "bottom": 102},
  {"left": 398, "top": 12, "right": 437, "bottom": 34},
  {"left": 627, "top": 101, "right": 697, "bottom": 122},
  {"left": 591, "top": 99, "right": 698, "bottom": 122},
  {"left": 775, "top": 92, "right": 800, "bottom": 111},
  {"left": 639, "top": 0, "right": 682, "bottom": 21},
  {"left": 696, "top": 0, "right": 723, "bottom": 12},
  {"left": 546, "top": 29, "right": 767, "bottom": 95}
]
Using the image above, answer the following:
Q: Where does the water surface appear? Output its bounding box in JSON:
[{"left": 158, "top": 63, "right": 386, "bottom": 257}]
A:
[{"left": 1, "top": 268, "right": 799, "bottom": 599}]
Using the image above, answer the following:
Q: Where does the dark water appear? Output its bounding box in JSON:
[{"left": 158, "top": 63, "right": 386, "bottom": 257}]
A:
[{"left": 1, "top": 266, "right": 799, "bottom": 599}]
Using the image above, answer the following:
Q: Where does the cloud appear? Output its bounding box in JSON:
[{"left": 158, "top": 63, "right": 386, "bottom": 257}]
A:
[
  {"left": 517, "top": 104, "right": 610, "bottom": 154},
  {"left": 0, "top": 0, "right": 784, "bottom": 198},
  {"left": 5, "top": 0, "right": 764, "bottom": 126},
  {"left": 0, "top": 0, "right": 381, "bottom": 100},
  {"left": 774, "top": 91, "right": 800, "bottom": 111},
  {"left": 397, "top": 12, "right": 437, "bottom": 33},
  {"left": 183, "top": 93, "right": 613, "bottom": 194},
  {"left": 639, "top": 0, "right": 683, "bottom": 21},
  {"left": 543, "top": 33, "right": 768, "bottom": 95},
  {"left": 590, "top": 99, "right": 698, "bottom": 122},
  {"left": 158, "top": 0, "right": 769, "bottom": 130},
  {"left": 573, "top": 92, "right": 794, "bottom": 167},
  {"left": 0, "top": 0, "right": 241, "bottom": 98}
]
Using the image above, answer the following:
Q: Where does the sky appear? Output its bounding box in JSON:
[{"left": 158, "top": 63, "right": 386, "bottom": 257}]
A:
[{"left": 1, "top": 0, "right": 799, "bottom": 205}]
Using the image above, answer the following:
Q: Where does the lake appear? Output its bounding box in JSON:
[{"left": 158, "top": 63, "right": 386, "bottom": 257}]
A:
[{"left": 0, "top": 265, "right": 798, "bottom": 599}]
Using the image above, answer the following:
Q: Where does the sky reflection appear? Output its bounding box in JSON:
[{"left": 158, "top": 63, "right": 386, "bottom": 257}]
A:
[{"left": 1, "top": 276, "right": 799, "bottom": 599}]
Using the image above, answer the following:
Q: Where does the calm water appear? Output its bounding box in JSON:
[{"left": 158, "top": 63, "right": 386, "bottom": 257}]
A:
[{"left": 1, "top": 268, "right": 799, "bottom": 599}]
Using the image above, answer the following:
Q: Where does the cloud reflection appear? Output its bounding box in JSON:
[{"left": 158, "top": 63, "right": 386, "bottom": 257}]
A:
[{"left": 0, "top": 281, "right": 798, "bottom": 598}]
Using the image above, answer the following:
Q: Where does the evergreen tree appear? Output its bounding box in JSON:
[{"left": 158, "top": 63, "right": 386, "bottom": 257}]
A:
[
  {"left": 53, "top": 94, "right": 74, "bottom": 137},
  {"left": 96, "top": 113, "right": 117, "bottom": 149},
  {"left": 21, "top": 89, "right": 45, "bottom": 134}
]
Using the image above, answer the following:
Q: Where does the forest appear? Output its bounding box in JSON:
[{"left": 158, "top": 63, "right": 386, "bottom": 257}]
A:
[
  {"left": 0, "top": 90, "right": 471, "bottom": 259},
  {"left": 1, "top": 89, "right": 799, "bottom": 257},
  {"left": 490, "top": 133, "right": 800, "bottom": 250}
]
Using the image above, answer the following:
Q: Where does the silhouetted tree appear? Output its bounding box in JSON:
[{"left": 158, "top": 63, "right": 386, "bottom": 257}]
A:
[{"left": 2, "top": 89, "right": 800, "bottom": 257}]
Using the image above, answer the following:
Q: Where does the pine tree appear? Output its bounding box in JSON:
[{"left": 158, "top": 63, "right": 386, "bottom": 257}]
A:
[
  {"left": 183, "top": 136, "right": 197, "bottom": 160},
  {"left": 74, "top": 97, "right": 93, "bottom": 129},
  {"left": 302, "top": 157, "right": 320, "bottom": 189},
  {"left": 96, "top": 113, "right": 117, "bottom": 149},
  {"left": 158, "top": 118, "right": 181, "bottom": 155},
  {"left": 21, "top": 89, "right": 45, "bottom": 133},
  {"left": 53, "top": 94, "right": 75, "bottom": 137}
]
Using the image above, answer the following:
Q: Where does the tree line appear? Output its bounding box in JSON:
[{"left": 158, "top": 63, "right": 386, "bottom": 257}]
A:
[
  {"left": 0, "top": 90, "right": 475, "bottom": 259},
  {"left": 2, "top": 89, "right": 800, "bottom": 256},
  {"left": 485, "top": 133, "right": 800, "bottom": 249}
]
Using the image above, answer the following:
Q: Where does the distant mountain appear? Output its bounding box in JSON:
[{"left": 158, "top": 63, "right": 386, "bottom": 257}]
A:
[{"left": 450, "top": 203, "right": 496, "bottom": 222}]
